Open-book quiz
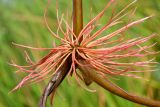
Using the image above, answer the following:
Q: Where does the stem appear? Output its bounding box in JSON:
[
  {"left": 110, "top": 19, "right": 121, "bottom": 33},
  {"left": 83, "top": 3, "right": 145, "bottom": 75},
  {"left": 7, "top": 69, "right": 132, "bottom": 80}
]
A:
[
  {"left": 73, "top": 0, "right": 83, "bottom": 39},
  {"left": 78, "top": 60, "right": 160, "bottom": 107},
  {"left": 39, "top": 57, "right": 71, "bottom": 107}
]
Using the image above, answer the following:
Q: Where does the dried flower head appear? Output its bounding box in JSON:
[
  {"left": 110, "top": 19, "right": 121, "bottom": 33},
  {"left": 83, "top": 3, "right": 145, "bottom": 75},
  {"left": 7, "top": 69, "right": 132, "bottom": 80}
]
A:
[{"left": 11, "top": 0, "right": 157, "bottom": 97}]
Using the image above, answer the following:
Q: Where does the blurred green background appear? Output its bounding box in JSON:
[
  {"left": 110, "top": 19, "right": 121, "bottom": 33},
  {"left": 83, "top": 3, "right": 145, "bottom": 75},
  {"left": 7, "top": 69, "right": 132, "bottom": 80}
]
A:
[{"left": 0, "top": 0, "right": 160, "bottom": 107}]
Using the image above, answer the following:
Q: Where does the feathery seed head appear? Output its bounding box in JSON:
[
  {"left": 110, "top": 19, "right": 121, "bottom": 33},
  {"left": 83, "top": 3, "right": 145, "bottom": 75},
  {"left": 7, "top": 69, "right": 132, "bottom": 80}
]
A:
[{"left": 11, "top": 0, "right": 157, "bottom": 92}]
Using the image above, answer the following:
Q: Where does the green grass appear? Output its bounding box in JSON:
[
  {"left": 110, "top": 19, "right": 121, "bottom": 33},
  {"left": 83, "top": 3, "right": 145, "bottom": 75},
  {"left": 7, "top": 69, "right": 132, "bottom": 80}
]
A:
[{"left": 0, "top": 0, "right": 160, "bottom": 107}]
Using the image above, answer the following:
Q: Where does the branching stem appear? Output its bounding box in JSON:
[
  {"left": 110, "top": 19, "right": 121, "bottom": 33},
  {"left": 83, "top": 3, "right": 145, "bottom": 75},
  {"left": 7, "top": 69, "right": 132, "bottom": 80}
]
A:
[{"left": 79, "top": 60, "right": 160, "bottom": 107}]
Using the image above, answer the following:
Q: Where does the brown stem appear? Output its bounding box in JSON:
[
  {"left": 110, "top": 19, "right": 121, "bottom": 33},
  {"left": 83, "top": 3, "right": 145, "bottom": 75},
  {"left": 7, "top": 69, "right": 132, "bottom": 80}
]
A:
[
  {"left": 73, "top": 0, "right": 83, "bottom": 39},
  {"left": 78, "top": 60, "right": 160, "bottom": 107},
  {"left": 39, "top": 57, "right": 71, "bottom": 107}
]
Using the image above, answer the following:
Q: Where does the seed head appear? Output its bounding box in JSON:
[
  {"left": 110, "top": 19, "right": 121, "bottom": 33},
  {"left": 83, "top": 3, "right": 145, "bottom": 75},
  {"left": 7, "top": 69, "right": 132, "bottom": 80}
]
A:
[{"left": 11, "top": 0, "right": 157, "bottom": 92}]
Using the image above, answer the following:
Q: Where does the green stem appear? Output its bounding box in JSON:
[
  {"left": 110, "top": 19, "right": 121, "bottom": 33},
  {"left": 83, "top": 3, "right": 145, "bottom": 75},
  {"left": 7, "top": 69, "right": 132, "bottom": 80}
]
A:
[
  {"left": 73, "top": 0, "right": 83, "bottom": 39},
  {"left": 79, "top": 60, "right": 160, "bottom": 107}
]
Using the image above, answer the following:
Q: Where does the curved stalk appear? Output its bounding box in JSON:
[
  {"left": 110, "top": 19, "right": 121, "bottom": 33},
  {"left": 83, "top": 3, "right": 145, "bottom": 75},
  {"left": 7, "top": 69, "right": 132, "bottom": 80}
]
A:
[
  {"left": 39, "top": 57, "right": 71, "bottom": 107},
  {"left": 78, "top": 60, "right": 160, "bottom": 107}
]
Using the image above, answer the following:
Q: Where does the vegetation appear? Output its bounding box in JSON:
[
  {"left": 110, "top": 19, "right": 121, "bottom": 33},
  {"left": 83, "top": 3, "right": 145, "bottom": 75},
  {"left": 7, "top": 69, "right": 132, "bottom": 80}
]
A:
[{"left": 0, "top": 0, "right": 160, "bottom": 107}]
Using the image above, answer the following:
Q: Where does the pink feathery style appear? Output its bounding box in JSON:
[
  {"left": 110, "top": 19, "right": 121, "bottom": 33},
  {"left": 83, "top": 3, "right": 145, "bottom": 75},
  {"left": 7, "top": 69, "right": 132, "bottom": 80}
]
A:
[{"left": 11, "top": 0, "right": 157, "bottom": 93}]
